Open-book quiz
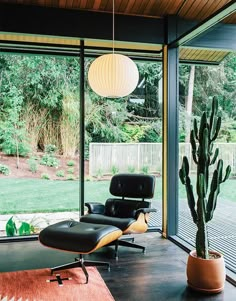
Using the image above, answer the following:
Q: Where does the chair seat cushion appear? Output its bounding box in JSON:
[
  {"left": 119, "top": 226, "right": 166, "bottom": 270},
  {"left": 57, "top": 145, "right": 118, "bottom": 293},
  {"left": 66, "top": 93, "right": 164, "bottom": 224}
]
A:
[
  {"left": 39, "top": 221, "right": 122, "bottom": 253},
  {"left": 80, "top": 214, "right": 135, "bottom": 231}
]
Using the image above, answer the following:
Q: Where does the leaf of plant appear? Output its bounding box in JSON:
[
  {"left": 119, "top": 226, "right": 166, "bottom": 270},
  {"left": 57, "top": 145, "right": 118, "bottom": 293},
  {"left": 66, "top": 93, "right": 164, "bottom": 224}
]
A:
[
  {"left": 18, "top": 222, "right": 31, "bottom": 235},
  {"left": 5, "top": 216, "right": 17, "bottom": 236}
]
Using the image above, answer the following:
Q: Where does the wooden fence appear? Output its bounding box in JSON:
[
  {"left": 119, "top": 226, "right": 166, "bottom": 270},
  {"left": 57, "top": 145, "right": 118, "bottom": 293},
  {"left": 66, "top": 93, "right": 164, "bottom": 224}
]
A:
[{"left": 89, "top": 143, "right": 236, "bottom": 177}]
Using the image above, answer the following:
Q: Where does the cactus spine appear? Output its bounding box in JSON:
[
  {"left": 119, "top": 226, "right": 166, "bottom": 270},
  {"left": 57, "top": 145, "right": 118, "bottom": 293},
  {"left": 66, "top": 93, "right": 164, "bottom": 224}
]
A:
[{"left": 179, "top": 97, "right": 231, "bottom": 259}]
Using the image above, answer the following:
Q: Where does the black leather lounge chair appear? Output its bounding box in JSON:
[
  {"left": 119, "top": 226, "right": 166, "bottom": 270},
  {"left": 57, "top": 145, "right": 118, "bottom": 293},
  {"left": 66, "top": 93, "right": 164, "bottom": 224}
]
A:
[{"left": 80, "top": 173, "right": 156, "bottom": 257}]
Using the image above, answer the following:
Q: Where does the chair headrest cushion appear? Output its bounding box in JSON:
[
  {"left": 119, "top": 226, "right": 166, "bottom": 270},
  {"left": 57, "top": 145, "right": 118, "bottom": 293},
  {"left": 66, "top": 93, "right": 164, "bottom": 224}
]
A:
[{"left": 109, "top": 173, "right": 155, "bottom": 199}]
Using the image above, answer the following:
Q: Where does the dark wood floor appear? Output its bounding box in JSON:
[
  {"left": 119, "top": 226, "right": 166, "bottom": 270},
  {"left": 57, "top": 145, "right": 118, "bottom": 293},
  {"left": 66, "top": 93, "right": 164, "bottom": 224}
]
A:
[{"left": 0, "top": 232, "right": 235, "bottom": 301}]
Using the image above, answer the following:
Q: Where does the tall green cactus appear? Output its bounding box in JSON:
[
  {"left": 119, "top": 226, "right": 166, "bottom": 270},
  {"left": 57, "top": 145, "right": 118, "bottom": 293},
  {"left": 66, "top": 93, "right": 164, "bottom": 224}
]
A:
[{"left": 179, "top": 97, "right": 231, "bottom": 259}]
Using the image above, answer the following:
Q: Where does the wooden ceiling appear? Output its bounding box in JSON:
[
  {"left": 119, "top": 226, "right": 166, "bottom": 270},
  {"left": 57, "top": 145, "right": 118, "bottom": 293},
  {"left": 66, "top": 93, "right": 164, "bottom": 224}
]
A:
[{"left": 0, "top": 0, "right": 235, "bottom": 23}]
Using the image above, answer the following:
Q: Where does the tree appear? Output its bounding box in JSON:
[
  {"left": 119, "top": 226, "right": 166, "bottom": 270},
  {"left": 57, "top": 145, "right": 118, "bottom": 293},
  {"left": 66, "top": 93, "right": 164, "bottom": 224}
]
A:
[
  {"left": 0, "top": 54, "right": 81, "bottom": 155},
  {"left": 185, "top": 65, "right": 195, "bottom": 142},
  {"left": 0, "top": 86, "right": 30, "bottom": 167},
  {"left": 179, "top": 53, "right": 236, "bottom": 142}
]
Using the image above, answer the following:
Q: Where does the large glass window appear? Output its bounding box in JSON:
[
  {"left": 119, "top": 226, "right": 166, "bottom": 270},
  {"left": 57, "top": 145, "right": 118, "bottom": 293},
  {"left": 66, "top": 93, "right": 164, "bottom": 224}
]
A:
[
  {"left": 84, "top": 59, "right": 163, "bottom": 230},
  {"left": 0, "top": 52, "right": 164, "bottom": 239},
  {"left": 178, "top": 53, "right": 236, "bottom": 274},
  {"left": 0, "top": 54, "right": 80, "bottom": 237}
]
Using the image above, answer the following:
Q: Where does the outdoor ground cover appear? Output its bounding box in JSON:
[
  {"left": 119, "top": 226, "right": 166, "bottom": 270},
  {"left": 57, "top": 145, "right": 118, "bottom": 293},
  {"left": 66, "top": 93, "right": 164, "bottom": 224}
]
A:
[{"left": 0, "top": 177, "right": 235, "bottom": 214}]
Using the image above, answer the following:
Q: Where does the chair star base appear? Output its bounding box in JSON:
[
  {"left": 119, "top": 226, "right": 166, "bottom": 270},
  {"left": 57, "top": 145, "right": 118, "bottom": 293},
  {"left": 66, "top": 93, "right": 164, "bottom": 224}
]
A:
[{"left": 109, "top": 237, "right": 146, "bottom": 259}]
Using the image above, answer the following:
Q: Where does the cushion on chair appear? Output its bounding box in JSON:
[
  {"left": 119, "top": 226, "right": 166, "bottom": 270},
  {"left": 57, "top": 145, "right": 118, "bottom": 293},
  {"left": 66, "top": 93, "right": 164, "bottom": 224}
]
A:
[
  {"left": 39, "top": 221, "right": 122, "bottom": 253},
  {"left": 104, "top": 198, "right": 150, "bottom": 218},
  {"left": 110, "top": 174, "right": 155, "bottom": 199},
  {"left": 80, "top": 214, "right": 136, "bottom": 231}
]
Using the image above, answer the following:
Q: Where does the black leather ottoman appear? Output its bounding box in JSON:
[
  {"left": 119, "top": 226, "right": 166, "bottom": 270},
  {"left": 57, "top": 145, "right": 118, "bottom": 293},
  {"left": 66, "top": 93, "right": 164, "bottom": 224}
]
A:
[{"left": 39, "top": 221, "right": 122, "bottom": 283}]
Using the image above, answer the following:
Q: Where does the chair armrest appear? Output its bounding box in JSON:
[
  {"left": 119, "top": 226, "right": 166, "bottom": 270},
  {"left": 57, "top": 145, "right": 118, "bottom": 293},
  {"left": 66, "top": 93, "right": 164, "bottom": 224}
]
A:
[
  {"left": 85, "top": 202, "right": 105, "bottom": 214},
  {"left": 136, "top": 208, "right": 157, "bottom": 215},
  {"left": 135, "top": 208, "right": 157, "bottom": 222}
]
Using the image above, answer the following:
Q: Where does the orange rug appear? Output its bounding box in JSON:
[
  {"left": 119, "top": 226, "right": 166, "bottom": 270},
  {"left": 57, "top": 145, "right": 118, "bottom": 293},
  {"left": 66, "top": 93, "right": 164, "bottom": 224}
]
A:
[{"left": 0, "top": 267, "right": 114, "bottom": 301}]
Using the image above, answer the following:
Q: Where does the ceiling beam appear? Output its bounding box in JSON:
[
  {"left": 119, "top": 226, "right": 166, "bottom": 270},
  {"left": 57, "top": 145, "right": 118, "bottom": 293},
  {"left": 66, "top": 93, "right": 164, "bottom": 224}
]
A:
[
  {"left": 0, "top": 3, "right": 164, "bottom": 45},
  {"left": 169, "top": 1, "right": 236, "bottom": 48}
]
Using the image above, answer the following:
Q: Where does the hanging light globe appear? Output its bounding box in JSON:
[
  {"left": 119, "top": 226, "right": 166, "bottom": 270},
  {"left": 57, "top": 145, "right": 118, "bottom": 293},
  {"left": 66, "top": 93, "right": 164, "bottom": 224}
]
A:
[{"left": 88, "top": 53, "right": 139, "bottom": 98}]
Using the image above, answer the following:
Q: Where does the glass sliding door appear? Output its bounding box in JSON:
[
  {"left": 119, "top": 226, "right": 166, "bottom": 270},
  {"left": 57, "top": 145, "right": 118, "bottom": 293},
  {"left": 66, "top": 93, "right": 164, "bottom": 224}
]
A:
[{"left": 0, "top": 53, "right": 80, "bottom": 237}]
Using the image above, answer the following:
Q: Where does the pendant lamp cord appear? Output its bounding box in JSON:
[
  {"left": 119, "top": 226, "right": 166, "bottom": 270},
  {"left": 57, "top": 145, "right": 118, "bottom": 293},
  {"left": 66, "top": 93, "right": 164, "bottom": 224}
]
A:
[{"left": 112, "top": 0, "right": 115, "bottom": 54}]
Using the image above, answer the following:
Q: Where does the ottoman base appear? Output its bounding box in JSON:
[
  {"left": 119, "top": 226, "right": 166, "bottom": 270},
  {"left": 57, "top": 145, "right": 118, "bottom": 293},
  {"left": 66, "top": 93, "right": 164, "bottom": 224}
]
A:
[{"left": 51, "top": 254, "right": 110, "bottom": 284}]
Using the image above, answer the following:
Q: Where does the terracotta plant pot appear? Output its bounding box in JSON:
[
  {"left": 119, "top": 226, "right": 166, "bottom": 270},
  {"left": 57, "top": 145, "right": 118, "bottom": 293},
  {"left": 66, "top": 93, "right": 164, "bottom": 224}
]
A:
[{"left": 186, "top": 250, "right": 226, "bottom": 294}]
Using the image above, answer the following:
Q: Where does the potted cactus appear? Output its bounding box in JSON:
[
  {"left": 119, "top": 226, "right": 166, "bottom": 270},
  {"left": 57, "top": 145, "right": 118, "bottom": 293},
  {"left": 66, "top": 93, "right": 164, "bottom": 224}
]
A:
[{"left": 179, "top": 97, "right": 231, "bottom": 293}]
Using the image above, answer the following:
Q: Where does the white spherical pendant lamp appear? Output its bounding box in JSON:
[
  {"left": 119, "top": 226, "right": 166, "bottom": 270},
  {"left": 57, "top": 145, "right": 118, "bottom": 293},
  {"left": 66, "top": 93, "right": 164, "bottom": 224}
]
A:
[{"left": 88, "top": 53, "right": 139, "bottom": 98}]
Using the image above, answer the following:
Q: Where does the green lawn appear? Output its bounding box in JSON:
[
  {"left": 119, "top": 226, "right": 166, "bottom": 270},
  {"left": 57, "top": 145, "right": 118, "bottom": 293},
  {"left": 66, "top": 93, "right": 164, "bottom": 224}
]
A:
[{"left": 0, "top": 177, "right": 235, "bottom": 214}]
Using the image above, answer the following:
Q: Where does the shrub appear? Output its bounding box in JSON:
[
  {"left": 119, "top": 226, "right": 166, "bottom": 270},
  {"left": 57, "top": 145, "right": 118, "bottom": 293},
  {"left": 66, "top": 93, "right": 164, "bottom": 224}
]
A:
[
  {"left": 67, "top": 160, "right": 75, "bottom": 167},
  {"left": 30, "top": 155, "right": 40, "bottom": 161},
  {"left": 141, "top": 166, "right": 149, "bottom": 174},
  {"left": 40, "top": 154, "right": 59, "bottom": 167},
  {"left": 128, "top": 166, "right": 135, "bottom": 173},
  {"left": 27, "top": 158, "right": 38, "bottom": 173},
  {"left": 56, "top": 170, "right": 65, "bottom": 177},
  {"left": 45, "top": 144, "right": 57, "bottom": 154},
  {"left": 111, "top": 165, "right": 119, "bottom": 175},
  {"left": 67, "top": 167, "right": 74, "bottom": 174},
  {"left": 66, "top": 174, "right": 76, "bottom": 180},
  {"left": 41, "top": 173, "right": 50, "bottom": 180},
  {"left": 0, "top": 140, "right": 31, "bottom": 157},
  {"left": 0, "top": 164, "right": 10, "bottom": 175},
  {"left": 95, "top": 168, "right": 103, "bottom": 179}
]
